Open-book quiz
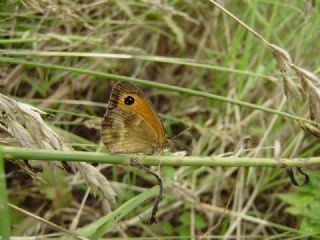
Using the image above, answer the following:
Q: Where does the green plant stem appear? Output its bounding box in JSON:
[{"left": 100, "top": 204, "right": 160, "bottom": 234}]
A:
[
  {"left": 0, "top": 57, "right": 317, "bottom": 127},
  {"left": 0, "top": 145, "right": 318, "bottom": 168},
  {"left": 0, "top": 153, "right": 10, "bottom": 240},
  {"left": 0, "top": 38, "right": 36, "bottom": 44},
  {"left": 0, "top": 50, "right": 276, "bottom": 81}
]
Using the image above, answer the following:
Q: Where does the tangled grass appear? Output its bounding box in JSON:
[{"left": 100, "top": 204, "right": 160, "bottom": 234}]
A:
[{"left": 1, "top": 0, "right": 320, "bottom": 239}]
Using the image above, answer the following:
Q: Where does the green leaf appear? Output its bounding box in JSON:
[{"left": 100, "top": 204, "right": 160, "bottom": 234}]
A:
[
  {"left": 306, "top": 202, "right": 320, "bottom": 224},
  {"left": 163, "top": 222, "right": 174, "bottom": 234},
  {"left": 37, "top": 167, "right": 72, "bottom": 209},
  {"left": 285, "top": 206, "right": 304, "bottom": 216},
  {"left": 178, "top": 225, "right": 190, "bottom": 236},
  {"left": 194, "top": 213, "right": 207, "bottom": 229},
  {"left": 276, "top": 193, "right": 314, "bottom": 206},
  {"left": 179, "top": 212, "right": 191, "bottom": 225},
  {"left": 162, "top": 166, "right": 175, "bottom": 180},
  {"left": 300, "top": 218, "right": 320, "bottom": 234}
]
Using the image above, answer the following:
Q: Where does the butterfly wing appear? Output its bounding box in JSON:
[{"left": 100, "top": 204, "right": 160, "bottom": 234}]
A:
[
  {"left": 101, "top": 82, "right": 167, "bottom": 154},
  {"left": 102, "top": 108, "right": 158, "bottom": 153}
]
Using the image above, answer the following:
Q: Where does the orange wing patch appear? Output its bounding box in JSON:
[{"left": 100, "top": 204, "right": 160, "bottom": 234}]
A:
[{"left": 117, "top": 93, "right": 165, "bottom": 144}]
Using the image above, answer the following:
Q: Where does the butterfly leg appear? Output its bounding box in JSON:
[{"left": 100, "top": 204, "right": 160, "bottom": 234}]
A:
[
  {"left": 130, "top": 158, "right": 163, "bottom": 224},
  {"left": 276, "top": 158, "right": 309, "bottom": 186},
  {"left": 286, "top": 167, "right": 309, "bottom": 186}
]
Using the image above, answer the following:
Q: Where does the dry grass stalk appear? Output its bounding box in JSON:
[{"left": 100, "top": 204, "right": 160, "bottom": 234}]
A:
[
  {"left": 0, "top": 93, "right": 116, "bottom": 205},
  {"left": 22, "top": 0, "right": 94, "bottom": 30},
  {"left": 8, "top": 203, "right": 87, "bottom": 240},
  {"left": 293, "top": 66, "right": 320, "bottom": 120},
  {"left": 208, "top": 0, "right": 320, "bottom": 138},
  {"left": 265, "top": 42, "right": 320, "bottom": 139},
  {"left": 290, "top": 65, "right": 320, "bottom": 137},
  {"left": 267, "top": 44, "right": 303, "bottom": 105}
]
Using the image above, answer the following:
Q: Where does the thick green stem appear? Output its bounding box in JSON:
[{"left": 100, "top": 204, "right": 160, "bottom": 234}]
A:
[
  {"left": 0, "top": 153, "right": 10, "bottom": 240},
  {"left": 0, "top": 145, "right": 317, "bottom": 168}
]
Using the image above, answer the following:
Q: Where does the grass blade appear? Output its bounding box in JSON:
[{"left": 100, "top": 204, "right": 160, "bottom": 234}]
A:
[
  {"left": 75, "top": 185, "right": 159, "bottom": 239},
  {"left": 0, "top": 154, "right": 10, "bottom": 240}
]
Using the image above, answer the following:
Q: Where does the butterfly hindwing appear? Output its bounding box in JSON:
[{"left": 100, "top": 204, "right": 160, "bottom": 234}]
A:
[{"left": 102, "top": 108, "right": 158, "bottom": 153}]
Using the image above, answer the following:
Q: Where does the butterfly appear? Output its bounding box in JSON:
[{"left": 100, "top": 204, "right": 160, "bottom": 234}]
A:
[{"left": 101, "top": 82, "right": 168, "bottom": 154}]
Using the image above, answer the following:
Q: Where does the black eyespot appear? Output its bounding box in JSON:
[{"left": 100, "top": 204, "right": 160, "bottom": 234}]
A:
[{"left": 124, "top": 95, "right": 135, "bottom": 105}]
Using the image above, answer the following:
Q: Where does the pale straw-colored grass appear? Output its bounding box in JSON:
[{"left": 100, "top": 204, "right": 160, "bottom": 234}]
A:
[
  {"left": 209, "top": 1, "right": 320, "bottom": 137},
  {"left": 0, "top": 93, "right": 116, "bottom": 206}
]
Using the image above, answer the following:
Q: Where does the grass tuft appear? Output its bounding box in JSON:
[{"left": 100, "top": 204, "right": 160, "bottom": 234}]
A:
[{"left": 1, "top": 0, "right": 320, "bottom": 238}]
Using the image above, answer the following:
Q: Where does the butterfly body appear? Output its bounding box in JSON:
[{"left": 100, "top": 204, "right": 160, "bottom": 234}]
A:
[{"left": 102, "top": 82, "right": 168, "bottom": 154}]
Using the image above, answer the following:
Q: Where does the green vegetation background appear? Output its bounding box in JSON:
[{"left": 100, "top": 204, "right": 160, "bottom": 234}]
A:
[{"left": 1, "top": 0, "right": 320, "bottom": 239}]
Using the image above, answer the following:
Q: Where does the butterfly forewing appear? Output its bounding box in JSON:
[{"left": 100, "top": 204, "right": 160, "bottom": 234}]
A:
[{"left": 102, "top": 82, "right": 167, "bottom": 154}]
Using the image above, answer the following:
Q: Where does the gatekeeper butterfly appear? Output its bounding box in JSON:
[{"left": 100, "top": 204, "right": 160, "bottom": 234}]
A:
[{"left": 102, "top": 82, "right": 168, "bottom": 154}]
